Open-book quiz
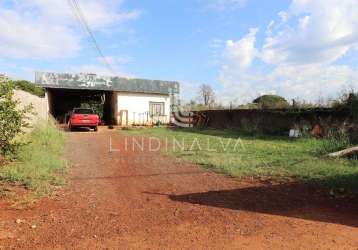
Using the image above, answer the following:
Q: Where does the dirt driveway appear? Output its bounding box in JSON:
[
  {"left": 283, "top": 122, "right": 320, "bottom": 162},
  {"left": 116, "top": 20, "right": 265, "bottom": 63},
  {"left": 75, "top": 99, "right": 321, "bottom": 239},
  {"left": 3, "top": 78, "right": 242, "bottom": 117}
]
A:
[{"left": 1, "top": 129, "right": 358, "bottom": 249}]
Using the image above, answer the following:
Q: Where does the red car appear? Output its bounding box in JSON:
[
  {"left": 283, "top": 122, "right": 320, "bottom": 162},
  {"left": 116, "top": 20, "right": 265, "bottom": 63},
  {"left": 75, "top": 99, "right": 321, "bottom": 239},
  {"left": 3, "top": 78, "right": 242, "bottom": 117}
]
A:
[{"left": 69, "top": 108, "right": 100, "bottom": 132}]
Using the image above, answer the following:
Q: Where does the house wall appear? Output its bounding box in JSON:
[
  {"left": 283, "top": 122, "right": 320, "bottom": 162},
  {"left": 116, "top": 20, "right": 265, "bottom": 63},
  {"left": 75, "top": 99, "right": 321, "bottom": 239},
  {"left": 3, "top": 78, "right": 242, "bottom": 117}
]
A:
[{"left": 115, "top": 92, "right": 170, "bottom": 125}]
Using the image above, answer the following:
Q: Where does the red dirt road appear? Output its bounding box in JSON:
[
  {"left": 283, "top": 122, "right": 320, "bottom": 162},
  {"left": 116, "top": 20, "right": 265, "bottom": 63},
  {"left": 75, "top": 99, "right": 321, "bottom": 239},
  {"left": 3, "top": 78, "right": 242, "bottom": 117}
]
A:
[{"left": 1, "top": 129, "right": 358, "bottom": 249}]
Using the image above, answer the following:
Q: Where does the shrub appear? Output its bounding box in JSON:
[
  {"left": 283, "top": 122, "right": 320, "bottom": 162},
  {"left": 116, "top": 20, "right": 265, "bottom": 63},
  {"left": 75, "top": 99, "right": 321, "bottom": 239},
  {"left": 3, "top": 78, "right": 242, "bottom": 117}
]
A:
[
  {"left": 253, "top": 95, "right": 290, "bottom": 109},
  {"left": 332, "top": 91, "right": 358, "bottom": 143},
  {"left": 0, "top": 81, "right": 32, "bottom": 157},
  {"left": 346, "top": 93, "right": 358, "bottom": 120},
  {"left": 318, "top": 127, "right": 351, "bottom": 155},
  {"left": 13, "top": 80, "right": 45, "bottom": 97}
]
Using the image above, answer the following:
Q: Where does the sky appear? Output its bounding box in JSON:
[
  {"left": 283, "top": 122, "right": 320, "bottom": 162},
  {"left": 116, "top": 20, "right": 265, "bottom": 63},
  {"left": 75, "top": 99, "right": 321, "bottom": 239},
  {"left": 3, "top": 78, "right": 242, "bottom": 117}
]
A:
[{"left": 0, "top": 0, "right": 357, "bottom": 104}]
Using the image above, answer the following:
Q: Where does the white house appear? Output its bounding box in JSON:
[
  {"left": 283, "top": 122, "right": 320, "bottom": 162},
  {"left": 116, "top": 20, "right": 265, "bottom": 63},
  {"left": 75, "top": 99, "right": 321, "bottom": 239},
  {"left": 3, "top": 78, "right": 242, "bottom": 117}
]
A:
[{"left": 35, "top": 72, "right": 179, "bottom": 126}]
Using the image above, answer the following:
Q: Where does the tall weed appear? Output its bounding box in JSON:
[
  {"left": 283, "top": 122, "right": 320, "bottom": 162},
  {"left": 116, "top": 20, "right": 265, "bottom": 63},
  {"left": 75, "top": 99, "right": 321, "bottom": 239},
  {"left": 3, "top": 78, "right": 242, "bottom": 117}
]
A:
[{"left": 0, "top": 120, "right": 66, "bottom": 195}]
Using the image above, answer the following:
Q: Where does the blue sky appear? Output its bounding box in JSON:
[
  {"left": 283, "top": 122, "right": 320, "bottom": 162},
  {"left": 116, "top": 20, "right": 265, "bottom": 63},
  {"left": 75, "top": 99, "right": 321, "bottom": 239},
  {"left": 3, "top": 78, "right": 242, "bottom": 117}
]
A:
[{"left": 0, "top": 0, "right": 357, "bottom": 104}]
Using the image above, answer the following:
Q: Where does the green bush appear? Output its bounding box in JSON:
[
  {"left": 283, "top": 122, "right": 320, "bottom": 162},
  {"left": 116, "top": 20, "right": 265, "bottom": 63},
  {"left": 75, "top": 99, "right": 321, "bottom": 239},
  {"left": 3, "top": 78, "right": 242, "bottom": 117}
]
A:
[
  {"left": 0, "top": 81, "right": 32, "bottom": 157},
  {"left": 332, "top": 91, "right": 358, "bottom": 143},
  {"left": 13, "top": 80, "right": 45, "bottom": 97},
  {"left": 253, "top": 95, "right": 290, "bottom": 109}
]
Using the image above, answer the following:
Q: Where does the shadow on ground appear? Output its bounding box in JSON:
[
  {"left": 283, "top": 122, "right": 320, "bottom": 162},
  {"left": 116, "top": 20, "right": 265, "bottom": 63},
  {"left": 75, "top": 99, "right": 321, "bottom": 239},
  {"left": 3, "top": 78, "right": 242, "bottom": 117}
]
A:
[
  {"left": 59, "top": 125, "right": 96, "bottom": 133},
  {"left": 166, "top": 181, "right": 358, "bottom": 228}
]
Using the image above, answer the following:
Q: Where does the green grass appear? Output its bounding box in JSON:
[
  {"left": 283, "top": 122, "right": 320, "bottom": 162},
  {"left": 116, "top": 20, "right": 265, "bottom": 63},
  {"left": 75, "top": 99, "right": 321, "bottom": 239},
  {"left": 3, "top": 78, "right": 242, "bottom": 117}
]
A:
[
  {"left": 0, "top": 120, "right": 67, "bottom": 196},
  {"left": 123, "top": 128, "right": 358, "bottom": 193}
]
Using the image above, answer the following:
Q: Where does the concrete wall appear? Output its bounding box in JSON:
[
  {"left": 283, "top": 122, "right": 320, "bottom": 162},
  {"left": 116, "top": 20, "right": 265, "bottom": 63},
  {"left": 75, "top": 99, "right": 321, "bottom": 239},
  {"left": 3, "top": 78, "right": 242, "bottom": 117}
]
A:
[
  {"left": 13, "top": 90, "right": 48, "bottom": 128},
  {"left": 115, "top": 92, "right": 170, "bottom": 125}
]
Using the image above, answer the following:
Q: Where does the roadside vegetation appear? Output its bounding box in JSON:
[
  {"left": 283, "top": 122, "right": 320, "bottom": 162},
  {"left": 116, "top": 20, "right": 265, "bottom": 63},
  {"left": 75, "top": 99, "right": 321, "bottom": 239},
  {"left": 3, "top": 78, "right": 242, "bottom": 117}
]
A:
[
  {"left": 0, "top": 80, "right": 66, "bottom": 198},
  {"left": 0, "top": 121, "right": 66, "bottom": 196},
  {"left": 0, "top": 81, "right": 33, "bottom": 158},
  {"left": 13, "top": 80, "right": 45, "bottom": 98},
  {"left": 123, "top": 128, "right": 358, "bottom": 193}
]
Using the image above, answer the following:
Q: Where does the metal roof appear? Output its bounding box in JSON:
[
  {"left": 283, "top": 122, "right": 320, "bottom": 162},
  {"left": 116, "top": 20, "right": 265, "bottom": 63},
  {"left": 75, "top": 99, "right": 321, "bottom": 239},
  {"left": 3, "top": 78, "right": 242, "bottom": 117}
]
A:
[{"left": 35, "top": 72, "right": 179, "bottom": 95}]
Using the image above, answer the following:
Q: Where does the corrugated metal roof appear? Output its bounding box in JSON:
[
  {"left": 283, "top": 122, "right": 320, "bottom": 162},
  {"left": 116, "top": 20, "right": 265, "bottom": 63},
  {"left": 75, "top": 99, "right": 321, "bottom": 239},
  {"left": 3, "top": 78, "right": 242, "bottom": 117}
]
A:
[{"left": 35, "top": 72, "right": 180, "bottom": 94}]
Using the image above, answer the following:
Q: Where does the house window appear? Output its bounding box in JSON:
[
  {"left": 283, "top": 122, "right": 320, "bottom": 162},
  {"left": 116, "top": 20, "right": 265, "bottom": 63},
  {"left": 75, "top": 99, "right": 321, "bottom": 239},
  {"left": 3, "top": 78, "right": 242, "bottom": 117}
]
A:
[{"left": 149, "top": 102, "right": 165, "bottom": 116}]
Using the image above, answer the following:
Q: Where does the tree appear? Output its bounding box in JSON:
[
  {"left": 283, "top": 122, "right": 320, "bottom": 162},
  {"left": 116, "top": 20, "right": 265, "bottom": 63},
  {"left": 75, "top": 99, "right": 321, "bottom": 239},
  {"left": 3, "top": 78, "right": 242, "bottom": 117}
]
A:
[
  {"left": 0, "top": 80, "right": 32, "bottom": 157},
  {"left": 198, "top": 84, "right": 215, "bottom": 106},
  {"left": 253, "top": 95, "right": 289, "bottom": 109}
]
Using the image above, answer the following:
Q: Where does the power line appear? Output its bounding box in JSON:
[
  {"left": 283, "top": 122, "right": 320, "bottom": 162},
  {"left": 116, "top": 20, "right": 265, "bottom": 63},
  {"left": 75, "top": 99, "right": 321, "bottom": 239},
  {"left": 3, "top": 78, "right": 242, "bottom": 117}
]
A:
[
  {"left": 71, "top": 0, "right": 115, "bottom": 74},
  {"left": 67, "top": 0, "right": 116, "bottom": 75}
]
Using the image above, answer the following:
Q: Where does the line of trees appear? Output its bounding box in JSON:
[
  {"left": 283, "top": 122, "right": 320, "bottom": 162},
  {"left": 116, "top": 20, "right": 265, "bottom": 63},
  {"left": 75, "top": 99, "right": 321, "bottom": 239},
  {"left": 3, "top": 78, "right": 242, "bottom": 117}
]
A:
[
  {"left": 183, "top": 84, "right": 291, "bottom": 111},
  {"left": 182, "top": 84, "right": 357, "bottom": 111}
]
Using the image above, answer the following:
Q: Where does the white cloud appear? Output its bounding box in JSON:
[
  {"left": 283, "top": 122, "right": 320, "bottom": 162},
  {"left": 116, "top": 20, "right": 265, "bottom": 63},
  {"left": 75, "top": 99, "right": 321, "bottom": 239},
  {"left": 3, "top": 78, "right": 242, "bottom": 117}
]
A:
[
  {"left": 223, "top": 28, "right": 258, "bottom": 70},
  {"left": 0, "top": 8, "right": 80, "bottom": 58},
  {"left": 0, "top": 0, "right": 140, "bottom": 59},
  {"left": 262, "top": 0, "right": 358, "bottom": 65},
  {"left": 218, "top": 0, "right": 358, "bottom": 104},
  {"left": 66, "top": 55, "right": 133, "bottom": 77},
  {"left": 218, "top": 64, "right": 358, "bottom": 104},
  {"left": 67, "top": 64, "right": 132, "bottom": 78}
]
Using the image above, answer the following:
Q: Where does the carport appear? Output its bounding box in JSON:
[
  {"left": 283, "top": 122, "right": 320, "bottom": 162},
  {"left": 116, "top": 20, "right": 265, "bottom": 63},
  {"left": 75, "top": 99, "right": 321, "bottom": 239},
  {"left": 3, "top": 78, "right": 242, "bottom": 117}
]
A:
[{"left": 46, "top": 88, "right": 115, "bottom": 125}]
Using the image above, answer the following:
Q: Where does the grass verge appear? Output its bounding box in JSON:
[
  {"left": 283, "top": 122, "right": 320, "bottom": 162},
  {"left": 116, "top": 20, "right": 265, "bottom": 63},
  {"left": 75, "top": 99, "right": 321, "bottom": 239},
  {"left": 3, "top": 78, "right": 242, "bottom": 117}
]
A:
[
  {"left": 123, "top": 128, "right": 358, "bottom": 193},
  {"left": 0, "top": 120, "right": 66, "bottom": 197}
]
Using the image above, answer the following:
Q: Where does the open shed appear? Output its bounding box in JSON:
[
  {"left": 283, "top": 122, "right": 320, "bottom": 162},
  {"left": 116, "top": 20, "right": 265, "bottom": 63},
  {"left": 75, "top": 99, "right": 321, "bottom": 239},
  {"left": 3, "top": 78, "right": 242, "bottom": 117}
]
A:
[{"left": 35, "top": 72, "right": 180, "bottom": 126}]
